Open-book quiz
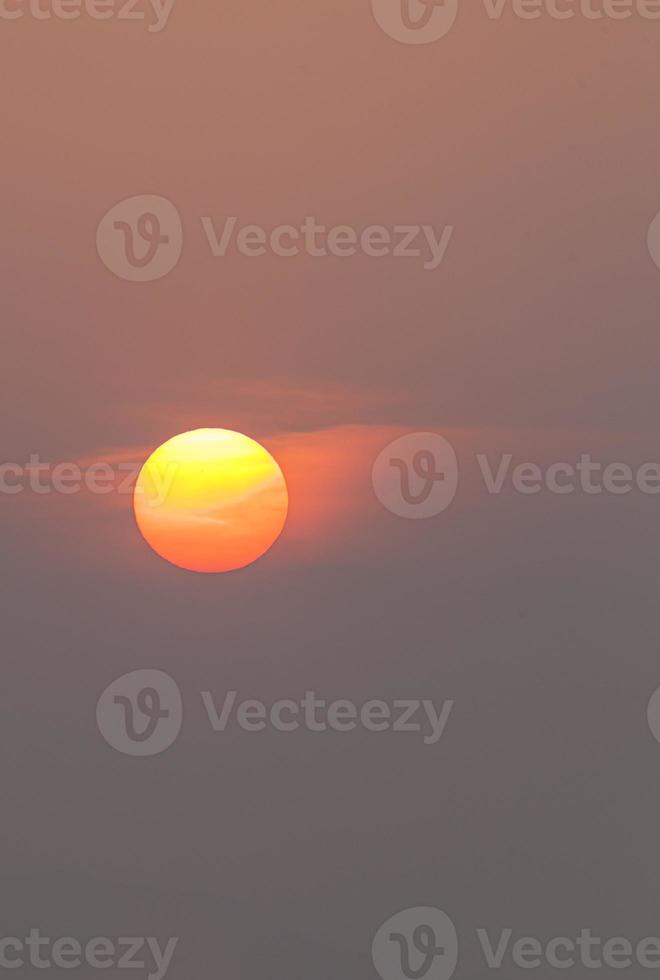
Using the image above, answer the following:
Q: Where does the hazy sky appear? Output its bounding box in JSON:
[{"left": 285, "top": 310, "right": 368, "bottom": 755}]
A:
[{"left": 3, "top": 2, "right": 660, "bottom": 978}]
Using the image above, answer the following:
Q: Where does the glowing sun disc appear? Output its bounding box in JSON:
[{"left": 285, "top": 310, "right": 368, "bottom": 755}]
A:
[{"left": 133, "top": 429, "right": 288, "bottom": 573}]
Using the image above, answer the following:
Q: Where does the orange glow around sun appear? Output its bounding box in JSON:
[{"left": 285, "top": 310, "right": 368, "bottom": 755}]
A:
[{"left": 133, "top": 429, "right": 288, "bottom": 573}]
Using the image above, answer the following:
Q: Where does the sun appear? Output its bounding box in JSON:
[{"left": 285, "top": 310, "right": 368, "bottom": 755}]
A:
[{"left": 133, "top": 429, "right": 288, "bottom": 573}]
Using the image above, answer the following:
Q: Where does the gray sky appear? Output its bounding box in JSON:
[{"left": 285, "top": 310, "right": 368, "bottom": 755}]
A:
[{"left": 3, "top": 1, "right": 660, "bottom": 977}]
